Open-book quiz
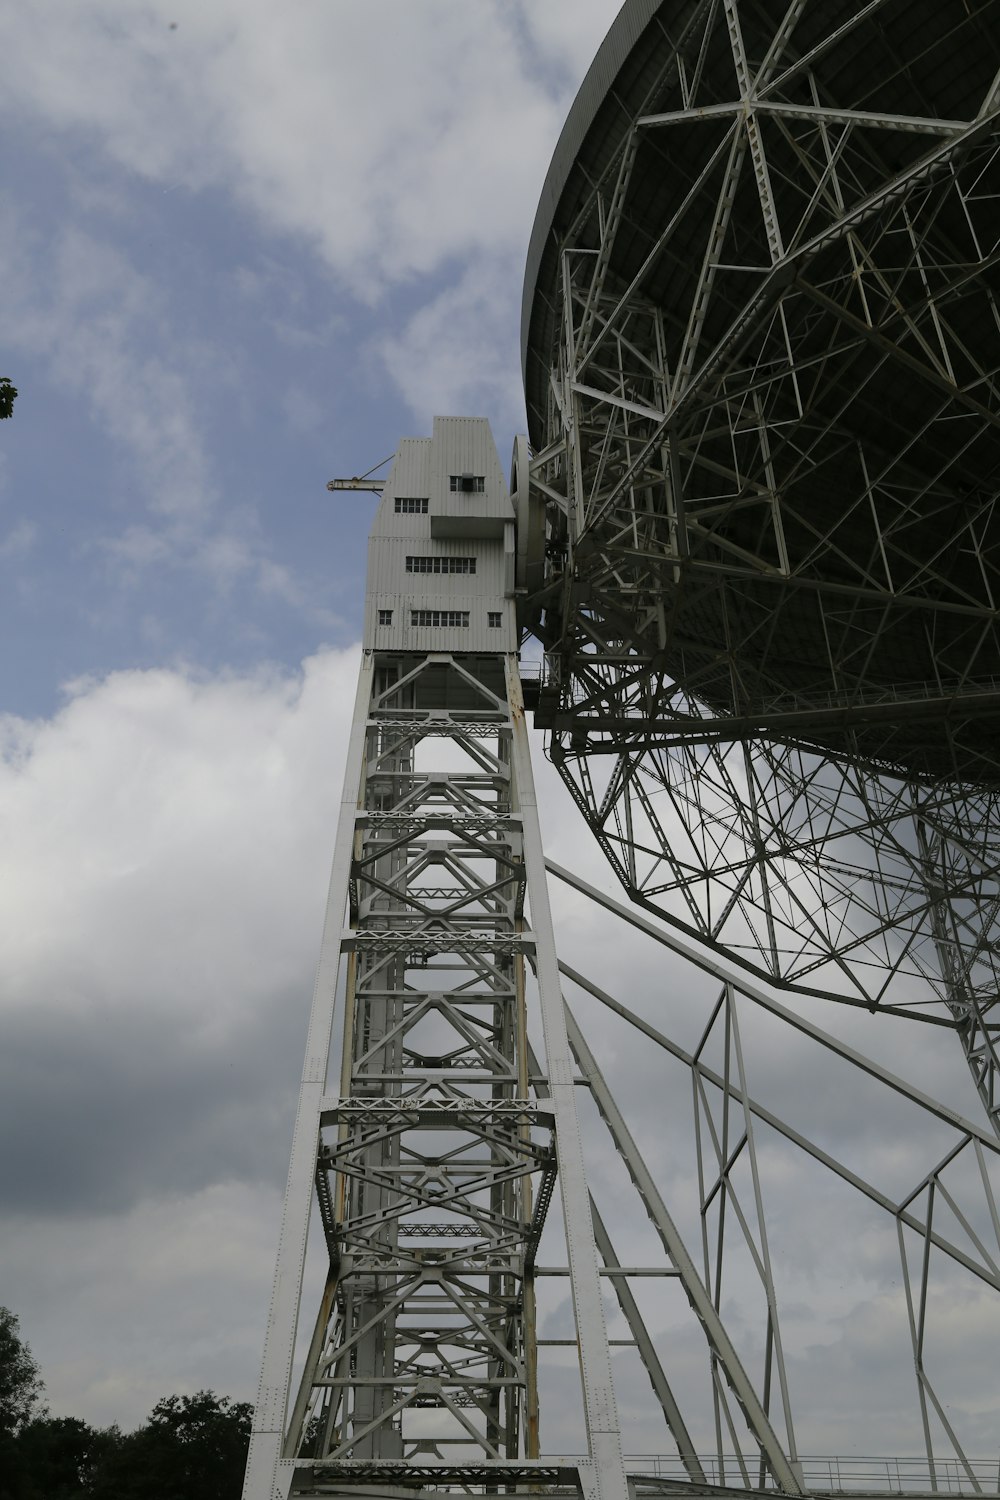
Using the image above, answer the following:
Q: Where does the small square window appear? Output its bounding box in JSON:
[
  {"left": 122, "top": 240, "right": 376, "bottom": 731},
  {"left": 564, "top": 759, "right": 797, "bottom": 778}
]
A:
[
  {"left": 449, "top": 474, "right": 485, "bottom": 494},
  {"left": 488, "top": 611, "right": 502, "bottom": 628},
  {"left": 378, "top": 608, "right": 393, "bottom": 625}
]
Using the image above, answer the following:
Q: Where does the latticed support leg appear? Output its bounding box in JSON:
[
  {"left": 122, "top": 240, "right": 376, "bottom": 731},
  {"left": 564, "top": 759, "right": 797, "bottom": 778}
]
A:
[{"left": 243, "top": 651, "right": 630, "bottom": 1500}]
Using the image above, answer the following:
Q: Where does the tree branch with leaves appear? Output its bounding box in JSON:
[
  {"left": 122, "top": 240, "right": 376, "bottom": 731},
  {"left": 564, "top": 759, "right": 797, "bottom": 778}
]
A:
[{"left": 0, "top": 379, "right": 18, "bottom": 419}]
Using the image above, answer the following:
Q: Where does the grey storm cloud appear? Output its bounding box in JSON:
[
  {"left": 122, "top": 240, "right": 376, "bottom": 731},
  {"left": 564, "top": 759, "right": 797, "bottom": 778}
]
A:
[{"left": 0, "top": 989, "right": 304, "bottom": 1214}]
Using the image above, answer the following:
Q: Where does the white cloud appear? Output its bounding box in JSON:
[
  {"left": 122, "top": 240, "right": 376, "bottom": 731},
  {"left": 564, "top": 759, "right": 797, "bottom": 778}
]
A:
[
  {"left": 0, "top": 650, "right": 358, "bottom": 1030},
  {"left": 0, "top": 2, "right": 621, "bottom": 442},
  {"left": 0, "top": 210, "right": 341, "bottom": 616},
  {"left": 0, "top": 1, "right": 618, "bottom": 298},
  {"left": 7, "top": 1182, "right": 282, "bottom": 1429},
  {"left": 0, "top": 1, "right": 626, "bottom": 652},
  {"left": 0, "top": 653, "right": 360, "bottom": 1227},
  {"left": 376, "top": 256, "right": 525, "bottom": 435},
  {"left": 0, "top": 653, "right": 364, "bottom": 1422},
  {"left": 0, "top": 215, "right": 218, "bottom": 521},
  {"left": 516, "top": 0, "right": 625, "bottom": 85}
]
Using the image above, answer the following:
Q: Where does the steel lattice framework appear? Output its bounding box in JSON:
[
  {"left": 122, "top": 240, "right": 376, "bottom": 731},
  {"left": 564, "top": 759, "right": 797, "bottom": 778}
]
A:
[
  {"left": 260, "top": 648, "right": 615, "bottom": 1494},
  {"left": 519, "top": 0, "right": 1000, "bottom": 1124},
  {"left": 245, "top": 426, "right": 638, "bottom": 1500},
  {"left": 244, "top": 5, "right": 1000, "bottom": 1499},
  {"left": 245, "top": 422, "right": 1000, "bottom": 1500}
]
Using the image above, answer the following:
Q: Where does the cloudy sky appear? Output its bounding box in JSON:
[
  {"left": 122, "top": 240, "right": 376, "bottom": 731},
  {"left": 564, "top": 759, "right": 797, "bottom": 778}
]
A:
[{"left": 3, "top": 0, "right": 1000, "bottom": 1473}]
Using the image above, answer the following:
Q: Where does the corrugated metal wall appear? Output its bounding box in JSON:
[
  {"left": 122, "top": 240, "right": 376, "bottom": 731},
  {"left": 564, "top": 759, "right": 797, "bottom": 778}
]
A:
[{"left": 363, "top": 418, "right": 517, "bottom": 653}]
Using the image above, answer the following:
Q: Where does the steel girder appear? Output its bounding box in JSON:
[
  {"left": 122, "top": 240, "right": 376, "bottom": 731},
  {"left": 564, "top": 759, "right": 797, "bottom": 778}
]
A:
[{"left": 548, "top": 859, "right": 1000, "bottom": 1491}]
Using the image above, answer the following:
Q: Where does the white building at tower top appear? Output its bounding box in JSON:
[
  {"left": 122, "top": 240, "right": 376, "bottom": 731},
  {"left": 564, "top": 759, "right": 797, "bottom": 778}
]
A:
[{"left": 363, "top": 416, "right": 517, "bottom": 654}]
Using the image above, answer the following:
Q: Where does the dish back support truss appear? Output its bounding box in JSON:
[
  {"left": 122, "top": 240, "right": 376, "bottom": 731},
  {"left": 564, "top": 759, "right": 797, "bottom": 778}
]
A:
[{"left": 518, "top": 0, "right": 1000, "bottom": 1128}]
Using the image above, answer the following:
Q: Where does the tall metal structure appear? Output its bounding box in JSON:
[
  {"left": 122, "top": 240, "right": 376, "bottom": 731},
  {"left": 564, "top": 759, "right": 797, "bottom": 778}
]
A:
[
  {"left": 520, "top": 0, "right": 1000, "bottom": 1110},
  {"left": 244, "top": 420, "right": 632, "bottom": 1500},
  {"left": 518, "top": 0, "right": 1000, "bottom": 1486},
  {"left": 246, "top": 4, "right": 1000, "bottom": 1498}
]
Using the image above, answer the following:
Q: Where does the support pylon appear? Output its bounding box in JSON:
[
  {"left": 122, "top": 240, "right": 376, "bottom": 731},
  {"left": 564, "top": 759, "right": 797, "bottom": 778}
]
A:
[{"left": 243, "top": 419, "right": 629, "bottom": 1500}]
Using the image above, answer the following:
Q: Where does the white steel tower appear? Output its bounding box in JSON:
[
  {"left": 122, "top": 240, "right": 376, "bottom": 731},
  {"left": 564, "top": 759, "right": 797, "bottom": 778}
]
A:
[{"left": 243, "top": 419, "right": 631, "bottom": 1500}]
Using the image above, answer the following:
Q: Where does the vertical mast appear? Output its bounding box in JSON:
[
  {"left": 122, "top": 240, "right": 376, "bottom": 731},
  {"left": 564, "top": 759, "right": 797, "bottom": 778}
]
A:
[{"left": 243, "top": 418, "right": 628, "bottom": 1500}]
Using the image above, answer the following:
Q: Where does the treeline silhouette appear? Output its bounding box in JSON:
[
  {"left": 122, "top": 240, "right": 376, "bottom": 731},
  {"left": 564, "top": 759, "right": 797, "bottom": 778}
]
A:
[{"left": 1, "top": 1309, "right": 251, "bottom": 1500}]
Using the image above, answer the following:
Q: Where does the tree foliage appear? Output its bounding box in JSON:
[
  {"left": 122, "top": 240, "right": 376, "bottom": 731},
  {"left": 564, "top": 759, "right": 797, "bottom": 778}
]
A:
[
  {"left": 0, "top": 1313, "right": 252, "bottom": 1499},
  {"left": 8, "top": 1416, "right": 120, "bottom": 1500},
  {"left": 0, "top": 1309, "right": 43, "bottom": 1436},
  {"left": 89, "top": 1391, "right": 252, "bottom": 1500},
  {"left": 0, "top": 378, "right": 17, "bottom": 419}
]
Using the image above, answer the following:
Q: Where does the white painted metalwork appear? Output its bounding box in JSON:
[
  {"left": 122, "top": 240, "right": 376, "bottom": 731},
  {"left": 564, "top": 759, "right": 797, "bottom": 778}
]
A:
[
  {"left": 243, "top": 422, "right": 630, "bottom": 1500},
  {"left": 521, "top": 0, "right": 1000, "bottom": 1492}
]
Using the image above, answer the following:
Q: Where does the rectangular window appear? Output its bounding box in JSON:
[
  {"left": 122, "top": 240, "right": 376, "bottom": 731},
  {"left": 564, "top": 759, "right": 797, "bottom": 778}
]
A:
[
  {"left": 395, "top": 496, "right": 429, "bottom": 513},
  {"left": 378, "top": 608, "right": 393, "bottom": 625},
  {"left": 487, "top": 611, "right": 502, "bottom": 628},
  {"left": 410, "top": 610, "right": 470, "bottom": 628},
  {"left": 405, "top": 555, "right": 476, "bottom": 575},
  {"left": 449, "top": 475, "right": 485, "bottom": 494}
]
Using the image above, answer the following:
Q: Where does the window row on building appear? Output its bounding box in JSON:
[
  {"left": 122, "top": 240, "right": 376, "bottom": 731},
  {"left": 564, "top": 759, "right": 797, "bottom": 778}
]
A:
[
  {"left": 377, "top": 608, "right": 504, "bottom": 629},
  {"left": 393, "top": 479, "right": 486, "bottom": 510},
  {"left": 411, "top": 610, "right": 470, "bottom": 628},
  {"left": 405, "top": 555, "right": 476, "bottom": 574}
]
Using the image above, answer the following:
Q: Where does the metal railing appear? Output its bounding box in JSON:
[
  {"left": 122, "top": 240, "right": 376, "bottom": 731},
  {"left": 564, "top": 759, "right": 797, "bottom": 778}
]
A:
[{"left": 620, "top": 1455, "right": 1000, "bottom": 1494}]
